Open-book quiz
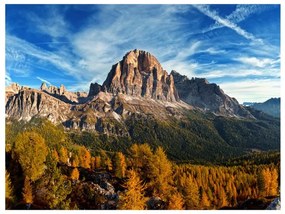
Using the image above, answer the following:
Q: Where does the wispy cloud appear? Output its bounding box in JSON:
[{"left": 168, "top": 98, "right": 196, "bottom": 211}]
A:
[
  {"left": 5, "top": 72, "right": 12, "bottom": 86},
  {"left": 36, "top": 76, "right": 52, "bottom": 85},
  {"left": 6, "top": 35, "right": 89, "bottom": 81},
  {"left": 193, "top": 5, "right": 263, "bottom": 44},
  {"left": 235, "top": 57, "right": 278, "bottom": 68},
  {"left": 220, "top": 78, "right": 280, "bottom": 103},
  {"left": 205, "top": 5, "right": 270, "bottom": 33}
]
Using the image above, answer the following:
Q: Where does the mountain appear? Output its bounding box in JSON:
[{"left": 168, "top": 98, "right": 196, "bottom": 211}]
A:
[
  {"left": 245, "top": 98, "right": 280, "bottom": 118},
  {"left": 5, "top": 49, "right": 280, "bottom": 163},
  {"left": 171, "top": 71, "right": 253, "bottom": 118},
  {"left": 89, "top": 49, "right": 179, "bottom": 102}
]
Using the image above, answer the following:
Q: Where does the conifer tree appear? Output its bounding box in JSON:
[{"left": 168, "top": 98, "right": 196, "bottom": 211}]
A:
[
  {"left": 269, "top": 168, "right": 279, "bottom": 196},
  {"left": 100, "top": 150, "right": 112, "bottom": 171},
  {"left": 149, "top": 147, "right": 173, "bottom": 199},
  {"left": 35, "top": 153, "right": 72, "bottom": 209},
  {"left": 200, "top": 188, "right": 211, "bottom": 208},
  {"left": 113, "top": 152, "right": 127, "bottom": 178},
  {"left": 22, "top": 177, "right": 33, "bottom": 205},
  {"left": 167, "top": 191, "right": 184, "bottom": 210},
  {"left": 78, "top": 146, "right": 91, "bottom": 169},
  {"left": 13, "top": 131, "right": 48, "bottom": 181},
  {"left": 5, "top": 170, "right": 14, "bottom": 209},
  {"left": 94, "top": 156, "right": 101, "bottom": 169},
  {"left": 182, "top": 175, "right": 199, "bottom": 209},
  {"left": 70, "top": 168, "right": 80, "bottom": 181},
  {"left": 119, "top": 169, "right": 147, "bottom": 210},
  {"left": 59, "top": 146, "right": 69, "bottom": 165}
]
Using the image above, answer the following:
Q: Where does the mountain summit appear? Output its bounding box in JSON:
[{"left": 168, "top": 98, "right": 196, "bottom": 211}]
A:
[{"left": 89, "top": 49, "right": 179, "bottom": 102}]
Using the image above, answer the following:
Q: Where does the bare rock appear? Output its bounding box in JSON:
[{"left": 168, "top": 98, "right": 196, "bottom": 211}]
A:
[
  {"left": 101, "top": 49, "right": 179, "bottom": 102},
  {"left": 171, "top": 70, "right": 254, "bottom": 118}
]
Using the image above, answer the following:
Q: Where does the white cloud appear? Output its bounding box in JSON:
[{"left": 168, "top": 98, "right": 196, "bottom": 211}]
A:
[
  {"left": 6, "top": 35, "right": 88, "bottom": 81},
  {"left": 5, "top": 72, "right": 12, "bottom": 86},
  {"left": 36, "top": 77, "right": 52, "bottom": 85},
  {"left": 206, "top": 5, "right": 269, "bottom": 33},
  {"left": 236, "top": 57, "right": 276, "bottom": 68},
  {"left": 194, "top": 5, "right": 263, "bottom": 44},
  {"left": 220, "top": 79, "right": 280, "bottom": 103},
  {"left": 196, "top": 66, "right": 279, "bottom": 79},
  {"left": 27, "top": 6, "right": 69, "bottom": 40}
]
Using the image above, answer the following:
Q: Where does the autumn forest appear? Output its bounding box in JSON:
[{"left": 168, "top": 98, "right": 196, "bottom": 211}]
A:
[{"left": 5, "top": 118, "right": 280, "bottom": 210}]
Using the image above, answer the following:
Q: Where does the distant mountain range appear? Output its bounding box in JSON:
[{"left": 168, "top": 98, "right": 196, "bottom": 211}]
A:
[
  {"left": 243, "top": 98, "right": 280, "bottom": 118},
  {"left": 5, "top": 49, "right": 280, "bottom": 163}
]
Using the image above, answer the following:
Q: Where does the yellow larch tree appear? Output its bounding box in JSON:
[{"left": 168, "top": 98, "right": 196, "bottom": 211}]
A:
[{"left": 118, "top": 169, "right": 147, "bottom": 210}]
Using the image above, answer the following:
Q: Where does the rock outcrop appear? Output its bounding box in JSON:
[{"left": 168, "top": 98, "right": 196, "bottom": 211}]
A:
[
  {"left": 88, "top": 83, "right": 102, "bottom": 97},
  {"left": 40, "top": 83, "right": 88, "bottom": 104},
  {"left": 5, "top": 89, "right": 70, "bottom": 122},
  {"left": 171, "top": 70, "right": 253, "bottom": 118},
  {"left": 90, "top": 49, "right": 179, "bottom": 102}
]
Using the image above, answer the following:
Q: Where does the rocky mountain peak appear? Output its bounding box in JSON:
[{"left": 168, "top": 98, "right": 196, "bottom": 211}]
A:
[
  {"left": 40, "top": 82, "right": 48, "bottom": 91},
  {"left": 171, "top": 71, "right": 254, "bottom": 118},
  {"left": 90, "top": 49, "right": 179, "bottom": 102}
]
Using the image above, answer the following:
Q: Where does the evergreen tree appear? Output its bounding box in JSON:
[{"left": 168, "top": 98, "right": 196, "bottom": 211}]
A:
[{"left": 35, "top": 153, "right": 72, "bottom": 209}]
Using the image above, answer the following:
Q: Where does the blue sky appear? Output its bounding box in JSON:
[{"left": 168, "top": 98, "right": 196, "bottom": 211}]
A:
[{"left": 5, "top": 4, "right": 280, "bottom": 103}]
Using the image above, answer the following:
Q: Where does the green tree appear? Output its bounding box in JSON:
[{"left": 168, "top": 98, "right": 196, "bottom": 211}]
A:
[
  {"left": 35, "top": 154, "right": 72, "bottom": 209},
  {"left": 119, "top": 169, "right": 147, "bottom": 210},
  {"left": 100, "top": 150, "right": 112, "bottom": 171},
  {"left": 13, "top": 131, "right": 48, "bottom": 181}
]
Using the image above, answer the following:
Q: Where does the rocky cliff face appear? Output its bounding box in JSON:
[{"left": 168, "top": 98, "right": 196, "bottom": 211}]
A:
[
  {"left": 6, "top": 89, "right": 71, "bottom": 122},
  {"left": 40, "top": 83, "right": 88, "bottom": 104},
  {"left": 90, "top": 49, "right": 179, "bottom": 102},
  {"left": 171, "top": 71, "right": 253, "bottom": 118}
]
